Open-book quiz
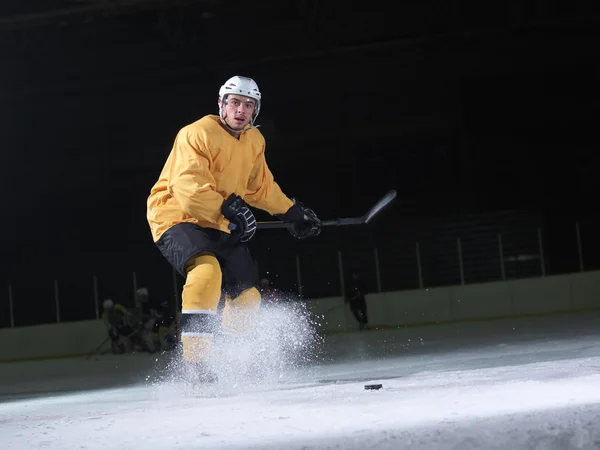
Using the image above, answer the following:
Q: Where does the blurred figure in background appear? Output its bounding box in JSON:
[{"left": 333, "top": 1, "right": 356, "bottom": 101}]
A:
[
  {"left": 102, "top": 298, "right": 156, "bottom": 354},
  {"left": 345, "top": 270, "right": 369, "bottom": 330},
  {"left": 102, "top": 298, "right": 136, "bottom": 354},
  {"left": 146, "top": 300, "right": 178, "bottom": 351}
]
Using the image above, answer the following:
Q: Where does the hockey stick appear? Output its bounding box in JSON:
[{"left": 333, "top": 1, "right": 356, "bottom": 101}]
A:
[
  {"left": 85, "top": 336, "right": 110, "bottom": 360},
  {"left": 256, "top": 189, "right": 397, "bottom": 230}
]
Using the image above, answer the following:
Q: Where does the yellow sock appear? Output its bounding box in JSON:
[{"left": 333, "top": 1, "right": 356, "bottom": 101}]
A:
[
  {"left": 221, "top": 287, "right": 262, "bottom": 335},
  {"left": 181, "top": 334, "right": 213, "bottom": 363}
]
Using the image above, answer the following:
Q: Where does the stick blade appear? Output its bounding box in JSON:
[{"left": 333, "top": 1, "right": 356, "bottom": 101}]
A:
[{"left": 363, "top": 189, "right": 397, "bottom": 224}]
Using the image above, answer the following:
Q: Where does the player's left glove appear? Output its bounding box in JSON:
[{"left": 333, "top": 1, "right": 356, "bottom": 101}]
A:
[
  {"left": 280, "top": 201, "right": 321, "bottom": 239},
  {"left": 222, "top": 194, "right": 257, "bottom": 243}
]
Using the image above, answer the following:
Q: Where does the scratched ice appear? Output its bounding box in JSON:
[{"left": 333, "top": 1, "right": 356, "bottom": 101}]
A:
[{"left": 2, "top": 309, "right": 600, "bottom": 450}]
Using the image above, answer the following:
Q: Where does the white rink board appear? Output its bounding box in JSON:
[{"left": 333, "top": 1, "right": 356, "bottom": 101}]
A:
[{"left": 2, "top": 270, "right": 600, "bottom": 362}]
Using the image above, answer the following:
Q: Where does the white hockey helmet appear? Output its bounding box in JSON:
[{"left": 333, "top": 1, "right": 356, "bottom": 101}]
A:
[
  {"left": 103, "top": 298, "right": 114, "bottom": 310},
  {"left": 218, "top": 75, "right": 261, "bottom": 122}
]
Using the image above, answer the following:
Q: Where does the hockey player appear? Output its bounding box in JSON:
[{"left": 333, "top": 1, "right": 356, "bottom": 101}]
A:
[
  {"left": 147, "top": 75, "right": 321, "bottom": 382},
  {"left": 102, "top": 299, "right": 155, "bottom": 354},
  {"left": 102, "top": 298, "right": 132, "bottom": 354},
  {"left": 345, "top": 270, "right": 369, "bottom": 330}
]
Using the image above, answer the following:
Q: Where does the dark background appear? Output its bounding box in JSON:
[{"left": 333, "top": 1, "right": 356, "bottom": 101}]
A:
[{"left": 1, "top": 1, "right": 600, "bottom": 326}]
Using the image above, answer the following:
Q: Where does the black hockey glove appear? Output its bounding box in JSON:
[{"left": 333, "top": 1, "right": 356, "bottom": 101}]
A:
[
  {"left": 222, "top": 194, "right": 256, "bottom": 243},
  {"left": 280, "top": 201, "right": 321, "bottom": 239}
]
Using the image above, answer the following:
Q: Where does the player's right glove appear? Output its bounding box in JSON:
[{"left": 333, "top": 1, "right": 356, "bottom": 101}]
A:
[
  {"left": 222, "top": 193, "right": 257, "bottom": 243},
  {"left": 280, "top": 201, "right": 321, "bottom": 239}
]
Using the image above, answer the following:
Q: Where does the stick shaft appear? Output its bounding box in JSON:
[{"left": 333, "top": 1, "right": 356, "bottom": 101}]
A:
[
  {"left": 257, "top": 217, "right": 365, "bottom": 229},
  {"left": 256, "top": 189, "right": 397, "bottom": 230}
]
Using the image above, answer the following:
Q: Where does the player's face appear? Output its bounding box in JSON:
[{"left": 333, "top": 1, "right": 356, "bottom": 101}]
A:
[{"left": 223, "top": 94, "right": 256, "bottom": 130}]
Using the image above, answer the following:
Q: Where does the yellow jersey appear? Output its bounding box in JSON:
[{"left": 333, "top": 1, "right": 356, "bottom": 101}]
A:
[{"left": 147, "top": 115, "right": 294, "bottom": 241}]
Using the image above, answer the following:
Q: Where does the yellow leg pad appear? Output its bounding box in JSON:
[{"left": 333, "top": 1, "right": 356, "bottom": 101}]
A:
[
  {"left": 181, "top": 334, "right": 213, "bottom": 363},
  {"left": 221, "top": 287, "right": 262, "bottom": 335},
  {"left": 182, "top": 252, "right": 222, "bottom": 312}
]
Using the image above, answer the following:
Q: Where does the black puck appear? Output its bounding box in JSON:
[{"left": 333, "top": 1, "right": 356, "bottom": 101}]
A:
[{"left": 364, "top": 384, "right": 383, "bottom": 390}]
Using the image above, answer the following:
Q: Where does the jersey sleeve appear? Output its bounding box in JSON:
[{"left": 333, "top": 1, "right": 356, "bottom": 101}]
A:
[
  {"left": 244, "top": 145, "right": 294, "bottom": 215},
  {"left": 167, "top": 128, "right": 226, "bottom": 225}
]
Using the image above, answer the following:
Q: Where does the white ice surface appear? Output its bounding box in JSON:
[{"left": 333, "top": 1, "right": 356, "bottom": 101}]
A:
[{"left": 2, "top": 312, "right": 600, "bottom": 449}]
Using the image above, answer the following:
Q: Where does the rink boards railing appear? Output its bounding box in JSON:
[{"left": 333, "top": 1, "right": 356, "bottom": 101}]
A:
[
  {"left": 1, "top": 269, "right": 600, "bottom": 362},
  {"left": 3, "top": 215, "right": 598, "bottom": 329}
]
